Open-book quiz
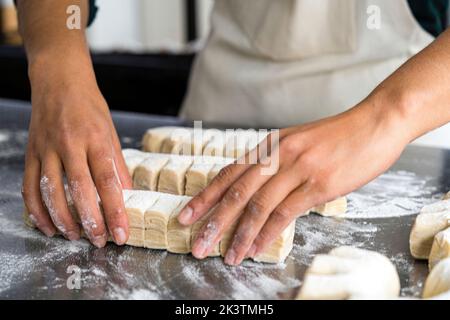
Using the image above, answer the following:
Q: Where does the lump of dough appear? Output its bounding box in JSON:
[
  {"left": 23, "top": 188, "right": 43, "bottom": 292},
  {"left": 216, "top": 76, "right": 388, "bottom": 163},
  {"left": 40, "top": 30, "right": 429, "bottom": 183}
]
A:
[
  {"left": 167, "top": 197, "right": 193, "bottom": 254},
  {"left": 410, "top": 199, "right": 450, "bottom": 259},
  {"left": 158, "top": 155, "right": 194, "bottom": 195},
  {"left": 142, "top": 126, "right": 178, "bottom": 153},
  {"left": 429, "top": 227, "right": 450, "bottom": 270},
  {"left": 423, "top": 257, "right": 450, "bottom": 299},
  {"left": 125, "top": 191, "right": 160, "bottom": 228},
  {"left": 312, "top": 197, "right": 347, "bottom": 217},
  {"left": 122, "top": 149, "right": 148, "bottom": 176},
  {"left": 297, "top": 246, "right": 400, "bottom": 300},
  {"left": 160, "top": 127, "right": 193, "bottom": 155},
  {"left": 127, "top": 227, "right": 145, "bottom": 247},
  {"left": 253, "top": 221, "right": 296, "bottom": 263},
  {"left": 133, "top": 154, "right": 170, "bottom": 190},
  {"left": 144, "top": 193, "right": 182, "bottom": 249},
  {"left": 444, "top": 192, "right": 450, "bottom": 200}
]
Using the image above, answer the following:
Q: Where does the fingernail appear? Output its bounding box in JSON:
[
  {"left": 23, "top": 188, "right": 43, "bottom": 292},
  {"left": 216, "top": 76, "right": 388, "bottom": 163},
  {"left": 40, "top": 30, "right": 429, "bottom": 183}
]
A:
[
  {"left": 193, "top": 240, "right": 209, "bottom": 259},
  {"left": 178, "top": 206, "right": 193, "bottom": 225},
  {"left": 66, "top": 231, "right": 80, "bottom": 241},
  {"left": 113, "top": 227, "right": 127, "bottom": 245},
  {"left": 225, "top": 248, "right": 237, "bottom": 266},
  {"left": 92, "top": 235, "right": 107, "bottom": 248},
  {"left": 41, "top": 226, "right": 55, "bottom": 237},
  {"left": 28, "top": 214, "right": 38, "bottom": 226},
  {"left": 247, "top": 244, "right": 258, "bottom": 258}
]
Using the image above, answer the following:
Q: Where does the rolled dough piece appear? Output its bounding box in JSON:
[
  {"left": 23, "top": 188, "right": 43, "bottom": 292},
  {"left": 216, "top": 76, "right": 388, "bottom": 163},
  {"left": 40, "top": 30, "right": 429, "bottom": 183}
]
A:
[
  {"left": 167, "top": 197, "right": 192, "bottom": 254},
  {"left": 429, "top": 227, "right": 450, "bottom": 270},
  {"left": 132, "top": 154, "right": 170, "bottom": 190},
  {"left": 444, "top": 192, "right": 450, "bottom": 200},
  {"left": 312, "top": 197, "right": 348, "bottom": 217},
  {"left": 142, "top": 126, "right": 178, "bottom": 153},
  {"left": 191, "top": 212, "right": 221, "bottom": 257},
  {"left": 423, "top": 257, "right": 450, "bottom": 299},
  {"left": 253, "top": 221, "right": 296, "bottom": 263},
  {"left": 144, "top": 194, "right": 182, "bottom": 249},
  {"left": 160, "top": 127, "right": 193, "bottom": 154},
  {"left": 158, "top": 155, "right": 194, "bottom": 195},
  {"left": 409, "top": 199, "right": 450, "bottom": 259},
  {"left": 297, "top": 246, "right": 400, "bottom": 300},
  {"left": 125, "top": 191, "right": 160, "bottom": 228},
  {"left": 122, "top": 149, "right": 148, "bottom": 176}
]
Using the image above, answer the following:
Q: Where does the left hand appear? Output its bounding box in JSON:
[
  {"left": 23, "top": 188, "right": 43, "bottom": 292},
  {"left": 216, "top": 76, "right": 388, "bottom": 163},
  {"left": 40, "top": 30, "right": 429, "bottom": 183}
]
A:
[{"left": 177, "top": 98, "right": 411, "bottom": 266}]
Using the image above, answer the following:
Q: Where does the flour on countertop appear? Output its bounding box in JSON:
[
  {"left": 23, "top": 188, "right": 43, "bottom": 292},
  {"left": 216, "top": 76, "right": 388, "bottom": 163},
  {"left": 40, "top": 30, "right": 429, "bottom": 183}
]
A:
[{"left": 346, "top": 170, "right": 439, "bottom": 219}]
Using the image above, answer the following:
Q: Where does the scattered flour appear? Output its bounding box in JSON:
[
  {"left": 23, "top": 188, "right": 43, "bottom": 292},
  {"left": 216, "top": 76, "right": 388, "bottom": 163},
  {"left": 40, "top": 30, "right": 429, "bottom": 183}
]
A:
[{"left": 346, "top": 170, "right": 439, "bottom": 219}]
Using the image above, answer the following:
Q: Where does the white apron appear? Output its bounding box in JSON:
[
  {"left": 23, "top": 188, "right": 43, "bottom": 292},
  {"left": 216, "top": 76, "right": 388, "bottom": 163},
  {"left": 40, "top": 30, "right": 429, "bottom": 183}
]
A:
[{"left": 180, "top": 0, "right": 434, "bottom": 128}]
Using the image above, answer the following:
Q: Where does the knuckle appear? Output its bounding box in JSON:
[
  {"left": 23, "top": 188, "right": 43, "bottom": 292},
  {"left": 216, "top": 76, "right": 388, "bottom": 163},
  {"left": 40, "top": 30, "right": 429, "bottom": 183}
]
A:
[
  {"left": 96, "top": 170, "right": 118, "bottom": 190},
  {"left": 247, "top": 195, "right": 269, "bottom": 217},
  {"left": 272, "top": 203, "right": 293, "bottom": 221},
  {"left": 215, "top": 165, "right": 235, "bottom": 183},
  {"left": 223, "top": 183, "right": 248, "bottom": 204}
]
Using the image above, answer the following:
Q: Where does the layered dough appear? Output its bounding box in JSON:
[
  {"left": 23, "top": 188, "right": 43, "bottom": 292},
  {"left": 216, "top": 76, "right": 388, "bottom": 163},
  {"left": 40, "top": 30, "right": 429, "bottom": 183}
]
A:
[
  {"left": 409, "top": 199, "right": 450, "bottom": 260},
  {"left": 297, "top": 246, "right": 400, "bottom": 300},
  {"left": 423, "top": 257, "right": 450, "bottom": 299},
  {"left": 23, "top": 190, "right": 296, "bottom": 264},
  {"left": 124, "top": 149, "right": 348, "bottom": 216}
]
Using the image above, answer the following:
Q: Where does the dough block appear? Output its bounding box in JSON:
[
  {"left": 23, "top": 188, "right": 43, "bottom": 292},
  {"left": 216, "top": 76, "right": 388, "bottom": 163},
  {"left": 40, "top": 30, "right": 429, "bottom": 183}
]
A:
[
  {"left": 253, "top": 221, "right": 296, "bottom": 263},
  {"left": 409, "top": 199, "right": 450, "bottom": 259},
  {"left": 158, "top": 156, "right": 194, "bottom": 195},
  {"left": 123, "top": 149, "right": 148, "bottom": 176},
  {"left": 126, "top": 227, "right": 145, "bottom": 247},
  {"left": 133, "top": 154, "right": 170, "bottom": 190},
  {"left": 297, "top": 246, "right": 400, "bottom": 300},
  {"left": 312, "top": 197, "right": 347, "bottom": 217},
  {"left": 160, "top": 128, "right": 193, "bottom": 154},
  {"left": 144, "top": 194, "right": 182, "bottom": 249},
  {"left": 202, "top": 130, "right": 226, "bottom": 157},
  {"left": 429, "top": 227, "right": 450, "bottom": 270},
  {"left": 125, "top": 191, "right": 160, "bottom": 228},
  {"left": 142, "top": 126, "right": 178, "bottom": 153},
  {"left": 185, "top": 162, "right": 214, "bottom": 196},
  {"left": 423, "top": 257, "right": 450, "bottom": 299},
  {"left": 167, "top": 197, "right": 193, "bottom": 254},
  {"left": 444, "top": 192, "right": 450, "bottom": 200}
]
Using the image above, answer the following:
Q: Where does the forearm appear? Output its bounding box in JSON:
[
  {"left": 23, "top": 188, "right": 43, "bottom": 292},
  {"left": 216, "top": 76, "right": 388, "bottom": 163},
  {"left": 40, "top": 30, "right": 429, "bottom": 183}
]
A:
[
  {"left": 367, "top": 28, "right": 450, "bottom": 143},
  {"left": 16, "top": 0, "right": 96, "bottom": 88}
]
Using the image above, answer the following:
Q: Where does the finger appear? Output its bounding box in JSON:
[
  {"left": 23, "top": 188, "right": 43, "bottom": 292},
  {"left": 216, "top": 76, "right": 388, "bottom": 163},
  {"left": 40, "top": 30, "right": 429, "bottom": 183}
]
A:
[
  {"left": 88, "top": 145, "right": 129, "bottom": 245},
  {"left": 40, "top": 153, "right": 80, "bottom": 240},
  {"left": 63, "top": 152, "right": 108, "bottom": 248},
  {"left": 177, "top": 161, "right": 250, "bottom": 225},
  {"left": 251, "top": 183, "right": 318, "bottom": 257},
  {"left": 110, "top": 126, "right": 132, "bottom": 189},
  {"left": 225, "top": 169, "right": 304, "bottom": 265},
  {"left": 191, "top": 163, "right": 273, "bottom": 260},
  {"left": 22, "top": 151, "right": 56, "bottom": 237}
]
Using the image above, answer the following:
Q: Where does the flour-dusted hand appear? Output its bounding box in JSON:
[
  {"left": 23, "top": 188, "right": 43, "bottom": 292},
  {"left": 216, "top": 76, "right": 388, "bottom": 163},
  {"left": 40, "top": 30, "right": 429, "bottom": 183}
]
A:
[{"left": 18, "top": 0, "right": 131, "bottom": 247}]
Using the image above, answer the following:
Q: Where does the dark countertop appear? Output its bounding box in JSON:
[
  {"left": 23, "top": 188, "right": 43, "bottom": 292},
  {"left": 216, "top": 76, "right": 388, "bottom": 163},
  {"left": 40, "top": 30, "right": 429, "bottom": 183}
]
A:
[{"left": 0, "top": 98, "right": 449, "bottom": 299}]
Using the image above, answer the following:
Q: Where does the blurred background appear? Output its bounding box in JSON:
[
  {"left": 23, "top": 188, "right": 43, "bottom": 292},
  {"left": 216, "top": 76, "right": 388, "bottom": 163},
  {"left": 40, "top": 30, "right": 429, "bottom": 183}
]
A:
[{"left": 0, "top": 0, "right": 449, "bottom": 148}]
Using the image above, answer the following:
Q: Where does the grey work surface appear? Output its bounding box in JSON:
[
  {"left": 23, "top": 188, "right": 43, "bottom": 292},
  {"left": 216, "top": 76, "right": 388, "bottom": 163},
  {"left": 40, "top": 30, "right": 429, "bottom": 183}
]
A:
[{"left": 0, "top": 99, "right": 449, "bottom": 300}]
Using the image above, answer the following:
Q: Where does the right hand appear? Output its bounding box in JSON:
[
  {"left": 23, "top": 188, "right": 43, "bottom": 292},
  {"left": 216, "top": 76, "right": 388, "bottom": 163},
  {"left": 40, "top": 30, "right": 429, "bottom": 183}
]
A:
[{"left": 22, "top": 63, "right": 132, "bottom": 247}]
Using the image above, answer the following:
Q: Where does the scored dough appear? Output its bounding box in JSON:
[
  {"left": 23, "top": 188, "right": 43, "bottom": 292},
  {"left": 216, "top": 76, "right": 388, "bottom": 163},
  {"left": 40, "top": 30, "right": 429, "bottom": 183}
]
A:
[
  {"left": 297, "top": 246, "right": 400, "bottom": 300},
  {"left": 423, "top": 257, "right": 450, "bottom": 299},
  {"left": 167, "top": 197, "right": 195, "bottom": 254},
  {"left": 409, "top": 199, "right": 450, "bottom": 259},
  {"left": 142, "top": 126, "right": 178, "bottom": 153},
  {"left": 122, "top": 149, "right": 147, "bottom": 176},
  {"left": 125, "top": 190, "right": 160, "bottom": 228},
  {"left": 133, "top": 154, "right": 170, "bottom": 190},
  {"left": 429, "top": 227, "right": 450, "bottom": 270},
  {"left": 158, "top": 155, "right": 194, "bottom": 195},
  {"left": 144, "top": 194, "right": 182, "bottom": 249}
]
